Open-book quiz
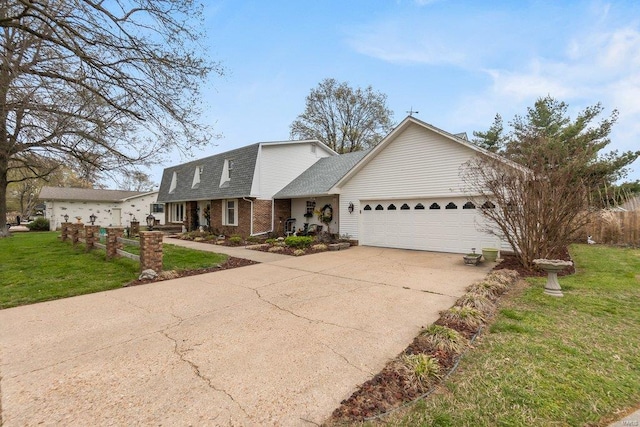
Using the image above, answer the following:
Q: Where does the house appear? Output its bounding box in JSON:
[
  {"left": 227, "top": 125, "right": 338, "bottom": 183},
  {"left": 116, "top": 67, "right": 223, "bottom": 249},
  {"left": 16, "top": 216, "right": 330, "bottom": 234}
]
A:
[
  {"left": 158, "top": 116, "right": 510, "bottom": 253},
  {"left": 155, "top": 140, "right": 336, "bottom": 236},
  {"left": 273, "top": 150, "right": 369, "bottom": 235},
  {"left": 39, "top": 187, "right": 164, "bottom": 231},
  {"left": 328, "top": 116, "right": 505, "bottom": 253}
]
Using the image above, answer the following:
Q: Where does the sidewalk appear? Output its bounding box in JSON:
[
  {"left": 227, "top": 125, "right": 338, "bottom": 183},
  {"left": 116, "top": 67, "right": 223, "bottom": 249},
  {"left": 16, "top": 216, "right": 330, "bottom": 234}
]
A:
[
  {"left": 609, "top": 408, "right": 640, "bottom": 426},
  {"left": 164, "top": 236, "right": 292, "bottom": 263}
]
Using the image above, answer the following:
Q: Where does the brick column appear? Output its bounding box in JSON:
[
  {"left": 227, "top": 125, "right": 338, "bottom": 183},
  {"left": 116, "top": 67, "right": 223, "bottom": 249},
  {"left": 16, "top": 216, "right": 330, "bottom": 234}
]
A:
[
  {"left": 70, "top": 223, "right": 83, "bottom": 245},
  {"left": 60, "top": 222, "right": 71, "bottom": 241},
  {"left": 85, "top": 225, "right": 100, "bottom": 251},
  {"left": 140, "top": 231, "right": 163, "bottom": 273},
  {"left": 130, "top": 221, "right": 140, "bottom": 237},
  {"left": 106, "top": 227, "right": 125, "bottom": 259}
]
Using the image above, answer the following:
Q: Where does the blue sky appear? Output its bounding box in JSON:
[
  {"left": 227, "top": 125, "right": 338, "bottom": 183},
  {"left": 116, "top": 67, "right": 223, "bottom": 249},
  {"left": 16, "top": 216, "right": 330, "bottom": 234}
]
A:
[{"left": 148, "top": 0, "right": 640, "bottom": 183}]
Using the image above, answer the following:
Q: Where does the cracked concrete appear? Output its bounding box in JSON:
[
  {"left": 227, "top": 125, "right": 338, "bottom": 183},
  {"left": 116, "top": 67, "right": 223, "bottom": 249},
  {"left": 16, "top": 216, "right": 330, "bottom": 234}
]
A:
[{"left": 0, "top": 245, "right": 490, "bottom": 426}]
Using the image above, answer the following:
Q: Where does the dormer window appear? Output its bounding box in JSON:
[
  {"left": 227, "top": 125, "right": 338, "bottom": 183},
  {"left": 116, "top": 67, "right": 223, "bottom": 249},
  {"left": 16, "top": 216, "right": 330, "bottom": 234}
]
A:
[
  {"left": 192, "top": 166, "right": 203, "bottom": 189},
  {"left": 169, "top": 171, "right": 177, "bottom": 194},
  {"left": 219, "top": 159, "right": 234, "bottom": 188}
]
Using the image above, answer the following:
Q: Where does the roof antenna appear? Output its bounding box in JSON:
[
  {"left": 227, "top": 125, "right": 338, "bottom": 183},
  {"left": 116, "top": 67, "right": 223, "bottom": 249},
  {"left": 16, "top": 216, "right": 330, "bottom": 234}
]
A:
[{"left": 406, "top": 107, "right": 419, "bottom": 117}]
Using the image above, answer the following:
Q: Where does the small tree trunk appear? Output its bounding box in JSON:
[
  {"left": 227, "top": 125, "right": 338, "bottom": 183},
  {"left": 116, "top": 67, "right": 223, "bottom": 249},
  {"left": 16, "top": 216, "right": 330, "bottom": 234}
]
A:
[{"left": 0, "top": 153, "right": 10, "bottom": 237}]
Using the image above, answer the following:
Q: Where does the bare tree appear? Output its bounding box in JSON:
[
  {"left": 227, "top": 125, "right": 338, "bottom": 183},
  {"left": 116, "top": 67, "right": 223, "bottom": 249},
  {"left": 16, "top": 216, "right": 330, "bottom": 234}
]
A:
[
  {"left": 464, "top": 97, "right": 638, "bottom": 269},
  {"left": 463, "top": 145, "right": 592, "bottom": 270},
  {"left": 290, "top": 78, "right": 394, "bottom": 153},
  {"left": 0, "top": 0, "right": 223, "bottom": 235}
]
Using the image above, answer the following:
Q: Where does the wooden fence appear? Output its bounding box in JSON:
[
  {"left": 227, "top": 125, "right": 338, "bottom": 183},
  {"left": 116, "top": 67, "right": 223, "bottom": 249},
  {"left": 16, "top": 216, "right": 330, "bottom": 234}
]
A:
[{"left": 578, "top": 211, "right": 640, "bottom": 245}]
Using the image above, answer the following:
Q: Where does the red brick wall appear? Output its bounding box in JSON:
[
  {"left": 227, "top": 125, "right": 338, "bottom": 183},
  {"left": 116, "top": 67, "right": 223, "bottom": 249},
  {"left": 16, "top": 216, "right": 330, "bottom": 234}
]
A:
[
  {"left": 253, "top": 199, "right": 272, "bottom": 235},
  {"left": 274, "top": 199, "right": 292, "bottom": 236},
  {"left": 185, "top": 201, "right": 198, "bottom": 231}
]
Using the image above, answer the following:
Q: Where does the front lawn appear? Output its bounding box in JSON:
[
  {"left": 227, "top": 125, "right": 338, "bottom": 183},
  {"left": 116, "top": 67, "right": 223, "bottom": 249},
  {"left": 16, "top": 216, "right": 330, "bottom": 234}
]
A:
[
  {"left": 0, "top": 232, "right": 227, "bottom": 309},
  {"left": 384, "top": 244, "right": 640, "bottom": 426}
]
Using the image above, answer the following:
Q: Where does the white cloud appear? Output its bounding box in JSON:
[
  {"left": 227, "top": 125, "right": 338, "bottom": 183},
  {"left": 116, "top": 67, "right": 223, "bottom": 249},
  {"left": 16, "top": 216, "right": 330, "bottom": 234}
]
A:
[{"left": 346, "top": 20, "right": 468, "bottom": 66}]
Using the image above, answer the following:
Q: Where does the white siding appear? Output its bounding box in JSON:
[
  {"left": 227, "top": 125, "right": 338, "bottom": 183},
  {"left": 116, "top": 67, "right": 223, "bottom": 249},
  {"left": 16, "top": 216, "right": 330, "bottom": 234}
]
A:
[
  {"left": 290, "top": 196, "right": 339, "bottom": 235},
  {"left": 45, "top": 193, "right": 163, "bottom": 230},
  {"left": 254, "top": 142, "right": 333, "bottom": 198},
  {"left": 338, "top": 125, "right": 485, "bottom": 242}
]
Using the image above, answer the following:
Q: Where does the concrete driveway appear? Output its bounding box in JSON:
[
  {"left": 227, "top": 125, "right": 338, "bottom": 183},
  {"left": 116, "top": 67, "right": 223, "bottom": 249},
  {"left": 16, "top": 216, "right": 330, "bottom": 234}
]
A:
[{"left": 0, "top": 246, "right": 491, "bottom": 426}]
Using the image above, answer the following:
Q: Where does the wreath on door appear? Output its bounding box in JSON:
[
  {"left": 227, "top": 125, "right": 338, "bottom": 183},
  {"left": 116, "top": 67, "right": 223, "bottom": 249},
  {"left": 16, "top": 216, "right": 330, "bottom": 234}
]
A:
[{"left": 317, "top": 204, "right": 333, "bottom": 224}]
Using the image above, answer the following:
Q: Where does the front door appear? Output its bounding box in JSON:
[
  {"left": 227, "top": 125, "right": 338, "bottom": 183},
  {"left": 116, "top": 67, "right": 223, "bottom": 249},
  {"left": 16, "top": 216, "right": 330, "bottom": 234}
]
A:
[{"left": 111, "top": 208, "right": 121, "bottom": 226}]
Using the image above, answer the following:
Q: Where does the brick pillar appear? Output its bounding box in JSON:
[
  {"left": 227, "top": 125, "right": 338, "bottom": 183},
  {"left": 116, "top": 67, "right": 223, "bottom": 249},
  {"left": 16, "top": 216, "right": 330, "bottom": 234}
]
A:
[
  {"left": 130, "top": 221, "right": 140, "bottom": 237},
  {"left": 60, "top": 222, "right": 71, "bottom": 241},
  {"left": 106, "top": 227, "right": 124, "bottom": 259},
  {"left": 85, "top": 225, "right": 100, "bottom": 251},
  {"left": 70, "top": 223, "right": 83, "bottom": 245},
  {"left": 140, "top": 231, "right": 163, "bottom": 273}
]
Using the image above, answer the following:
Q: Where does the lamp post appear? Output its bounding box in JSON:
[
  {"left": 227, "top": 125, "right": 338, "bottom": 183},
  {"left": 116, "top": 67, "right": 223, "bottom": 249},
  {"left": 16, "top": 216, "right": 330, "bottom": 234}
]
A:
[
  {"left": 146, "top": 213, "right": 155, "bottom": 231},
  {"left": 63, "top": 214, "right": 69, "bottom": 223},
  {"left": 89, "top": 213, "right": 97, "bottom": 225}
]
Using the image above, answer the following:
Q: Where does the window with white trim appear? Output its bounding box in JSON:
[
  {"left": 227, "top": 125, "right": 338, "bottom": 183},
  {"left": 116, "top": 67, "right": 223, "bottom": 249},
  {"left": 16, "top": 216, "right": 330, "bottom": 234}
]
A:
[
  {"left": 222, "top": 199, "right": 238, "bottom": 226},
  {"left": 168, "top": 203, "right": 184, "bottom": 222}
]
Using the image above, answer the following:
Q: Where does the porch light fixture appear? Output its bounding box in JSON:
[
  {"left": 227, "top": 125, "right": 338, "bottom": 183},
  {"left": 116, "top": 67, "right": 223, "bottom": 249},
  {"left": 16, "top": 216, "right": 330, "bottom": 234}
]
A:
[
  {"left": 63, "top": 214, "right": 69, "bottom": 222},
  {"left": 146, "top": 213, "right": 155, "bottom": 230},
  {"left": 89, "top": 213, "right": 97, "bottom": 225},
  {"left": 348, "top": 202, "right": 354, "bottom": 214}
]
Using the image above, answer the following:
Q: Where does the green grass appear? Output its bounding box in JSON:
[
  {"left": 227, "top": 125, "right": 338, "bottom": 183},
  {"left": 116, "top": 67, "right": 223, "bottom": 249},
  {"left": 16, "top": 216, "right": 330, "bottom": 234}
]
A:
[
  {"left": 386, "top": 244, "right": 640, "bottom": 427},
  {"left": 0, "top": 232, "right": 228, "bottom": 309}
]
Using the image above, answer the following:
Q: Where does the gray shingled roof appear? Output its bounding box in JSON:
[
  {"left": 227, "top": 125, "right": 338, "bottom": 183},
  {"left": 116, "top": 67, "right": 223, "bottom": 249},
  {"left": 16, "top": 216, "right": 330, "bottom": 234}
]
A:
[
  {"left": 157, "top": 144, "right": 260, "bottom": 203},
  {"left": 274, "top": 150, "right": 369, "bottom": 198},
  {"left": 39, "top": 187, "right": 147, "bottom": 202}
]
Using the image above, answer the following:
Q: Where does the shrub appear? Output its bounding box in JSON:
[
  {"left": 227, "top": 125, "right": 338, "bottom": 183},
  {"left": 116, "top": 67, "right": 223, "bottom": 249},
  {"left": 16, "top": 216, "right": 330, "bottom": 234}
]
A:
[
  {"left": 455, "top": 293, "right": 496, "bottom": 316},
  {"left": 284, "top": 236, "right": 313, "bottom": 248},
  {"left": 228, "top": 235, "right": 243, "bottom": 245},
  {"left": 265, "top": 238, "right": 277, "bottom": 244},
  {"left": 26, "top": 217, "right": 50, "bottom": 231},
  {"left": 246, "top": 236, "right": 260, "bottom": 243},
  {"left": 400, "top": 353, "right": 441, "bottom": 390},
  {"left": 440, "top": 306, "right": 485, "bottom": 330},
  {"left": 466, "top": 279, "right": 508, "bottom": 300},
  {"left": 419, "top": 325, "right": 468, "bottom": 354}
]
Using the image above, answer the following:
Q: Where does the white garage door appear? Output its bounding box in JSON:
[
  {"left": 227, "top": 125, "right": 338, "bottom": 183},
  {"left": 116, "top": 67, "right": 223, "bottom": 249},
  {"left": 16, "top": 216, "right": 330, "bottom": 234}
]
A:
[{"left": 359, "top": 198, "right": 496, "bottom": 253}]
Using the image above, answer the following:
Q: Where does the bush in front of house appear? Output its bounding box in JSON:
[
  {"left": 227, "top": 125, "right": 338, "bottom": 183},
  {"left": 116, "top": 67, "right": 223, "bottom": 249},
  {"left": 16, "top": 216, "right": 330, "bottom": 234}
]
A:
[
  {"left": 228, "top": 235, "right": 243, "bottom": 245},
  {"left": 284, "top": 236, "right": 314, "bottom": 248},
  {"left": 26, "top": 217, "right": 50, "bottom": 231}
]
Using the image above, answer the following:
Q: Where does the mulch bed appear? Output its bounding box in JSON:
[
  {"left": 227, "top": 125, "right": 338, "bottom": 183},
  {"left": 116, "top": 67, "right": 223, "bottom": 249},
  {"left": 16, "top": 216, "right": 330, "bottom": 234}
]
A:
[
  {"left": 330, "top": 315, "right": 481, "bottom": 423},
  {"left": 124, "top": 256, "right": 258, "bottom": 287},
  {"left": 493, "top": 246, "right": 575, "bottom": 277},
  {"left": 328, "top": 251, "right": 568, "bottom": 425}
]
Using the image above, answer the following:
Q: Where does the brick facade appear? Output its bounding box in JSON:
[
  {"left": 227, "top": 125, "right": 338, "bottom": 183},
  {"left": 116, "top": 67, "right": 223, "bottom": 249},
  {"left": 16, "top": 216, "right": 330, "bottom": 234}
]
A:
[
  {"left": 106, "top": 227, "right": 124, "bottom": 259},
  {"left": 185, "top": 201, "right": 198, "bottom": 231},
  {"left": 179, "top": 197, "right": 293, "bottom": 238},
  {"left": 252, "top": 199, "right": 272, "bottom": 235},
  {"left": 140, "top": 231, "right": 163, "bottom": 273},
  {"left": 274, "top": 199, "right": 292, "bottom": 236},
  {"left": 130, "top": 221, "right": 140, "bottom": 237},
  {"left": 60, "top": 222, "right": 70, "bottom": 241},
  {"left": 70, "top": 223, "right": 83, "bottom": 245},
  {"left": 84, "top": 225, "right": 100, "bottom": 251}
]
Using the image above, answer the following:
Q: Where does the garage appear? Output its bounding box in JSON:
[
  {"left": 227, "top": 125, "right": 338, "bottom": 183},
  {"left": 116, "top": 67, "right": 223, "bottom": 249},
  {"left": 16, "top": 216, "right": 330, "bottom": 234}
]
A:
[{"left": 359, "top": 197, "right": 497, "bottom": 253}]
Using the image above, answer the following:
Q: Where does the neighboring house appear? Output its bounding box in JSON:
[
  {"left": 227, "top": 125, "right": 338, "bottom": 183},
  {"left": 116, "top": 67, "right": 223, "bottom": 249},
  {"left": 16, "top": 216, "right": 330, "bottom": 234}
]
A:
[
  {"left": 39, "top": 187, "right": 164, "bottom": 231},
  {"left": 156, "top": 140, "right": 336, "bottom": 236}
]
